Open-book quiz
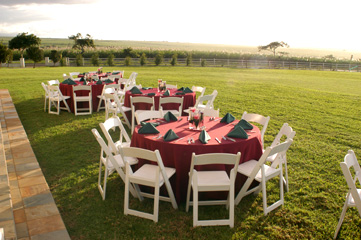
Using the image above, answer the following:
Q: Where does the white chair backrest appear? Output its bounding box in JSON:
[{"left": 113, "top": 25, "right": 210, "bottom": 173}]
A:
[
  {"left": 166, "top": 84, "right": 177, "bottom": 89},
  {"left": 73, "top": 85, "right": 92, "bottom": 95},
  {"left": 241, "top": 111, "right": 270, "bottom": 147},
  {"left": 63, "top": 74, "right": 69, "bottom": 80},
  {"left": 192, "top": 86, "right": 206, "bottom": 97},
  {"left": 158, "top": 97, "right": 183, "bottom": 113},
  {"left": 92, "top": 128, "right": 121, "bottom": 169},
  {"left": 135, "top": 110, "right": 163, "bottom": 124},
  {"left": 48, "top": 79, "right": 60, "bottom": 85},
  {"left": 47, "top": 85, "right": 62, "bottom": 98},
  {"left": 41, "top": 82, "right": 49, "bottom": 95},
  {"left": 69, "top": 72, "right": 80, "bottom": 79},
  {"left": 128, "top": 72, "right": 138, "bottom": 85},
  {"left": 130, "top": 96, "right": 155, "bottom": 111},
  {"left": 99, "top": 116, "right": 131, "bottom": 154},
  {"left": 202, "top": 108, "right": 219, "bottom": 118},
  {"left": 270, "top": 123, "right": 296, "bottom": 148}
]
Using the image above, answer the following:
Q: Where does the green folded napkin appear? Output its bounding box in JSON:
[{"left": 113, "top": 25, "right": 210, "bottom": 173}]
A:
[
  {"left": 141, "top": 121, "right": 160, "bottom": 127},
  {"left": 236, "top": 119, "right": 254, "bottom": 130},
  {"left": 103, "top": 79, "right": 113, "bottom": 83},
  {"left": 163, "top": 129, "right": 179, "bottom": 142},
  {"left": 96, "top": 80, "right": 103, "bottom": 85},
  {"left": 177, "top": 87, "right": 185, "bottom": 91},
  {"left": 183, "top": 87, "right": 193, "bottom": 93},
  {"left": 220, "top": 113, "right": 235, "bottom": 124},
  {"left": 130, "top": 86, "right": 143, "bottom": 94},
  {"left": 175, "top": 92, "right": 185, "bottom": 95},
  {"left": 199, "top": 130, "right": 211, "bottom": 144},
  {"left": 68, "top": 79, "right": 77, "bottom": 85},
  {"left": 62, "top": 79, "right": 70, "bottom": 84},
  {"left": 112, "top": 72, "right": 120, "bottom": 75},
  {"left": 147, "top": 93, "right": 156, "bottom": 96},
  {"left": 79, "top": 77, "right": 85, "bottom": 82},
  {"left": 138, "top": 122, "right": 160, "bottom": 134},
  {"left": 164, "top": 111, "right": 178, "bottom": 122},
  {"left": 163, "top": 90, "right": 170, "bottom": 96},
  {"left": 227, "top": 126, "right": 248, "bottom": 139},
  {"left": 142, "top": 87, "right": 153, "bottom": 90},
  {"left": 82, "top": 80, "right": 87, "bottom": 85}
]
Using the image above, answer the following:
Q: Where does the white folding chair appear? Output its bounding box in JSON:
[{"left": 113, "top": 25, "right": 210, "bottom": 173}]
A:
[
  {"left": 73, "top": 85, "right": 92, "bottom": 115},
  {"left": 97, "top": 84, "right": 116, "bottom": 112},
  {"left": 41, "top": 82, "right": 52, "bottom": 112},
  {"left": 266, "top": 123, "right": 296, "bottom": 192},
  {"left": 104, "top": 93, "right": 131, "bottom": 128},
  {"left": 202, "top": 108, "right": 220, "bottom": 118},
  {"left": 158, "top": 97, "right": 183, "bottom": 117},
  {"left": 47, "top": 85, "right": 71, "bottom": 115},
  {"left": 192, "top": 86, "right": 206, "bottom": 98},
  {"left": 63, "top": 74, "right": 69, "bottom": 80},
  {"left": 128, "top": 72, "right": 138, "bottom": 86},
  {"left": 184, "top": 90, "right": 217, "bottom": 114},
  {"left": 91, "top": 129, "right": 139, "bottom": 200},
  {"left": 130, "top": 96, "right": 155, "bottom": 133},
  {"left": 334, "top": 150, "right": 361, "bottom": 239},
  {"left": 235, "top": 139, "right": 293, "bottom": 216},
  {"left": 69, "top": 72, "right": 81, "bottom": 81},
  {"left": 166, "top": 84, "right": 177, "bottom": 89},
  {"left": 47, "top": 79, "right": 60, "bottom": 85},
  {"left": 241, "top": 111, "right": 270, "bottom": 148},
  {"left": 186, "top": 152, "right": 241, "bottom": 227},
  {"left": 121, "top": 147, "right": 178, "bottom": 222},
  {"left": 135, "top": 110, "right": 163, "bottom": 125}
]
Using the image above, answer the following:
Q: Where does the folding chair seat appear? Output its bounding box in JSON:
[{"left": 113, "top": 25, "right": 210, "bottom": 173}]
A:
[
  {"left": 235, "top": 139, "right": 293, "bottom": 216},
  {"left": 135, "top": 110, "right": 163, "bottom": 125},
  {"left": 158, "top": 97, "right": 183, "bottom": 117},
  {"left": 186, "top": 152, "right": 241, "bottom": 227},
  {"left": 73, "top": 85, "right": 92, "bottom": 115},
  {"left": 91, "top": 129, "right": 139, "bottom": 200},
  {"left": 47, "top": 85, "right": 71, "bottom": 115},
  {"left": 97, "top": 84, "right": 116, "bottom": 112},
  {"left": 334, "top": 150, "right": 361, "bottom": 239},
  {"left": 47, "top": 79, "right": 60, "bottom": 85},
  {"left": 266, "top": 123, "right": 296, "bottom": 192},
  {"left": 241, "top": 111, "right": 270, "bottom": 147},
  {"left": 130, "top": 96, "right": 155, "bottom": 133},
  {"left": 104, "top": 93, "right": 131, "bottom": 128},
  {"left": 121, "top": 147, "right": 178, "bottom": 222}
]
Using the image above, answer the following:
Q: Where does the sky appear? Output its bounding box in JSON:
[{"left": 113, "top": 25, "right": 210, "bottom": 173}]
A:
[{"left": 1, "top": 0, "right": 361, "bottom": 51}]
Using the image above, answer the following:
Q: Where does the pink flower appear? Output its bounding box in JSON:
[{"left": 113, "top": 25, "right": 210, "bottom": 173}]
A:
[
  {"left": 190, "top": 108, "right": 196, "bottom": 113},
  {"left": 193, "top": 115, "right": 199, "bottom": 119}
]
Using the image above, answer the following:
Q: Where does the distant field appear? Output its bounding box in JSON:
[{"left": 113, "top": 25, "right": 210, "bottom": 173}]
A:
[{"left": 1, "top": 36, "right": 361, "bottom": 60}]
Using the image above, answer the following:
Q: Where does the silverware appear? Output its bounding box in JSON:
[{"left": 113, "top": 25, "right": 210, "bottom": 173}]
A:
[
  {"left": 156, "top": 134, "right": 163, "bottom": 139},
  {"left": 175, "top": 137, "right": 184, "bottom": 142},
  {"left": 214, "top": 118, "right": 220, "bottom": 121},
  {"left": 215, "top": 137, "right": 221, "bottom": 143},
  {"left": 191, "top": 137, "right": 195, "bottom": 143},
  {"left": 227, "top": 137, "right": 236, "bottom": 142},
  {"left": 178, "top": 117, "right": 182, "bottom": 121},
  {"left": 187, "top": 138, "right": 191, "bottom": 144},
  {"left": 153, "top": 134, "right": 161, "bottom": 139}
]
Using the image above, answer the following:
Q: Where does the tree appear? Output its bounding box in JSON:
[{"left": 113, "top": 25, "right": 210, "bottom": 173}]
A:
[
  {"left": 107, "top": 54, "right": 114, "bottom": 66},
  {"left": 0, "top": 42, "right": 12, "bottom": 67},
  {"left": 186, "top": 53, "right": 192, "bottom": 66},
  {"left": 91, "top": 53, "right": 100, "bottom": 66},
  {"left": 26, "top": 47, "right": 43, "bottom": 68},
  {"left": 8, "top": 32, "right": 41, "bottom": 58},
  {"left": 140, "top": 53, "right": 147, "bottom": 66},
  {"left": 49, "top": 50, "right": 62, "bottom": 66},
  {"left": 68, "top": 33, "right": 95, "bottom": 55},
  {"left": 170, "top": 53, "right": 178, "bottom": 66},
  {"left": 124, "top": 56, "right": 131, "bottom": 66},
  {"left": 155, "top": 53, "right": 163, "bottom": 66},
  {"left": 258, "top": 41, "right": 289, "bottom": 57},
  {"left": 123, "top": 47, "right": 133, "bottom": 57}
]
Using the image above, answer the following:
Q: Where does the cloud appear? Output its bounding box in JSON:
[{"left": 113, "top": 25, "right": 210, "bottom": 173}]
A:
[{"left": 0, "top": 0, "right": 99, "bottom": 6}]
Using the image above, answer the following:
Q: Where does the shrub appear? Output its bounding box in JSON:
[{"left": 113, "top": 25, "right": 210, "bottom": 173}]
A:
[
  {"left": 186, "top": 53, "right": 192, "bottom": 66},
  {"left": 91, "top": 53, "right": 100, "bottom": 66},
  {"left": 140, "top": 53, "right": 147, "bottom": 66},
  {"left": 170, "top": 53, "right": 177, "bottom": 66},
  {"left": 60, "top": 57, "right": 66, "bottom": 66},
  {"left": 201, "top": 59, "right": 206, "bottom": 67},
  {"left": 155, "top": 53, "right": 163, "bottom": 66},
  {"left": 107, "top": 54, "right": 114, "bottom": 66},
  {"left": 26, "top": 46, "right": 44, "bottom": 68},
  {"left": 76, "top": 54, "right": 83, "bottom": 66},
  {"left": 49, "top": 50, "right": 62, "bottom": 66},
  {"left": 124, "top": 56, "right": 132, "bottom": 66}
]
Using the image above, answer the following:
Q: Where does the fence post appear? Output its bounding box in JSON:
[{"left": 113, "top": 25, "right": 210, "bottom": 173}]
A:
[
  {"left": 213, "top": 58, "right": 215, "bottom": 66},
  {"left": 296, "top": 62, "right": 298, "bottom": 69},
  {"left": 20, "top": 58, "right": 25, "bottom": 68},
  {"left": 82, "top": 58, "right": 85, "bottom": 66}
]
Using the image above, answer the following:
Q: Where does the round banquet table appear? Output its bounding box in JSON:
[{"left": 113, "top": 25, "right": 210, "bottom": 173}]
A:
[
  {"left": 123, "top": 88, "right": 196, "bottom": 115},
  {"left": 59, "top": 81, "right": 117, "bottom": 113},
  {"left": 130, "top": 116, "right": 263, "bottom": 203}
]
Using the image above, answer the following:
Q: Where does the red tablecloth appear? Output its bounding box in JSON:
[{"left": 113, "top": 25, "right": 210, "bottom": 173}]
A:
[
  {"left": 59, "top": 81, "right": 117, "bottom": 113},
  {"left": 131, "top": 116, "right": 263, "bottom": 203},
  {"left": 124, "top": 88, "right": 196, "bottom": 122}
]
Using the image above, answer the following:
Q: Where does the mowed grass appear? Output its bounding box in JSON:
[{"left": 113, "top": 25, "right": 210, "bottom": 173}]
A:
[{"left": 1, "top": 66, "right": 361, "bottom": 239}]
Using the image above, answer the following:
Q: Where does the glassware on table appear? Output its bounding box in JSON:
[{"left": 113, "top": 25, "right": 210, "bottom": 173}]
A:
[{"left": 188, "top": 108, "right": 204, "bottom": 130}]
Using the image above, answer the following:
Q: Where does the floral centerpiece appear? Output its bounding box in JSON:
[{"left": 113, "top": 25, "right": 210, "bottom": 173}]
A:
[
  {"left": 188, "top": 108, "right": 204, "bottom": 130},
  {"left": 158, "top": 79, "right": 166, "bottom": 92},
  {"left": 97, "top": 67, "right": 103, "bottom": 74}
]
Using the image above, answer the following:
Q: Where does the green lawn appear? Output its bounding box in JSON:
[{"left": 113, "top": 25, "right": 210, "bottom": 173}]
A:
[{"left": 1, "top": 66, "right": 361, "bottom": 239}]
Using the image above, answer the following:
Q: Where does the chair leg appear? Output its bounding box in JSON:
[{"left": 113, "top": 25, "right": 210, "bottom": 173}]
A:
[
  {"left": 124, "top": 172, "right": 130, "bottom": 216},
  {"left": 153, "top": 183, "right": 160, "bottom": 223},
  {"left": 229, "top": 185, "right": 234, "bottom": 228},
  {"left": 97, "top": 160, "right": 106, "bottom": 200},
  {"left": 193, "top": 184, "right": 198, "bottom": 227},
  {"left": 44, "top": 97, "right": 47, "bottom": 112},
  {"left": 334, "top": 201, "right": 349, "bottom": 239},
  {"left": 97, "top": 98, "right": 103, "bottom": 112},
  {"left": 284, "top": 160, "right": 289, "bottom": 192},
  {"left": 262, "top": 177, "right": 268, "bottom": 216}
]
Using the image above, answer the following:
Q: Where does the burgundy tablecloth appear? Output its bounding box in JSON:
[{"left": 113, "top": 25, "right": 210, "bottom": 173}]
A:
[
  {"left": 130, "top": 116, "right": 263, "bottom": 203},
  {"left": 59, "top": 81, "right": 117, "bottom": 113}
]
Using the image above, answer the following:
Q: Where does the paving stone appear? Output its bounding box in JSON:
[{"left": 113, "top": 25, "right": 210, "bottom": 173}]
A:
[
  {"left": 20, "top": 184, "right": 49, "bottom": 198},
  {"left": 13, "top": 156, "right": 38, "bottom": 166},
  {"left": 0, "top": 219, "right": 16, "bottom": 239},
  {"left": 15, "top": 162, "right": 40, "bottom": 172},
  {"left": 15, "top": 222, "right": 29, "bottom": 239},
  {"left": 17, "top": 169, "right": 43, "bottom": 180},
  {"left": 18, "top": 176, "right": 47, "bottom": 188},
  {"left": 23, "top": 192, "right": 55, "bottom": 208},
  {"left": 25, "top": 203, "right": 59, "bottom": 221},
  {"left": 27, "top": 214, "right": 65, "bottom": 236},
  {"left": 30, "top": 229, "right": 70, "bottom": 240},
  {"left": 0, "top": 205, "right": 13, "bottom": 221},
  {"left": 13, "top": 208, "right": 26, "bottom": 223}
]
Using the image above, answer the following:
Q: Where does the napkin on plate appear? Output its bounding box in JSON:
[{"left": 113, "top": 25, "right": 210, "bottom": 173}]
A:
[
  {"left": 130, "top": 86, "right": 143, "bottom": 94},
  {"left": 199, "top": 129, "right": 211, "bottom": 144},
  {"left": 138, "top": 122, "right": 160, "bottom": 134},
  {"left": 236, "top": 119, "right": 254, "bottom": 130},
  {"left": 103, "top": 79, "right": 113, "bottom": 83},
  {"left": 177, "top": 87, "right": 185, "bottom": 91},
  {"left": 163, "top": 129, "right": 179, "bottom": 141},
  {"left": 163, "top": 90, "right": 170, "bottom": 96},
  {"left": 183, "top": 87, "right": 193, "bottom": 93},
  {"left": 141, "top": 121, "right": 160, "bottom": 127},
  {"left": 227, "top": 126, "right": 248, "bottom": 139},
  {"left": 96, "top": 80, "right": 103, "bottom": 85},
  {"left": 164, "top": 111, "right": 178, "bottom": 122},
  {"left": 147, "top": 93, "right": 156, "bottom": 96},
  {"left": 220, "top": 113, "right": 235, "bottom": 123}
]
